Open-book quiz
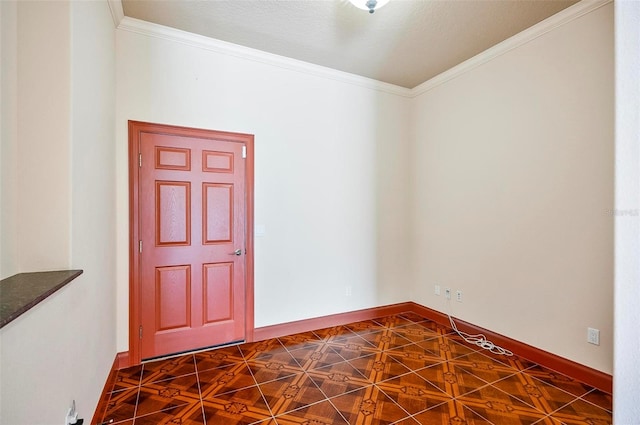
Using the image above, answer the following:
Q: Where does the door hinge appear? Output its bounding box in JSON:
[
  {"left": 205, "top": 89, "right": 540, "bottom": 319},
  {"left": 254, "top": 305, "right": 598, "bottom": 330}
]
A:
[
  {"left": 139, "top": 153, "right": 142, "bottom": 168},
  {"left": 139, "top": 325, "right": 143, "bottom": 339},
  {"left": 242, "top": 145, "right": 247, "bottom": 159},
  {"left": 139, "top": 240, "right": 143, "bottom": 253}
]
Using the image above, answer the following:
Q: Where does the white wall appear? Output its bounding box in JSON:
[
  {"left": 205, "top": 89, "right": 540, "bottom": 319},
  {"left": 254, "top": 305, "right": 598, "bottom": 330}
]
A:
[
  {"left": 115, "top": 25, "right": 412, "bottom": 350},
  {"left": 1, "top": 0, "right": 71, "bottom": 279},
  {"left": 613, "top": 0, "right": 640, "bottom": 420},
  {"left": 0, "top": 0, "right": 18, "bottom": 279},
  {"left": 68, "top": 0, "right": 117, "bottom": 419},
  {"left": 0, "top": 1, "right": 117, "bottom": 423},
  {"left": 410, "top": 3, "right": 614, "bottom": 373},
  {"left": 16, "top": 1, "right": 72, "bottom": 272}
]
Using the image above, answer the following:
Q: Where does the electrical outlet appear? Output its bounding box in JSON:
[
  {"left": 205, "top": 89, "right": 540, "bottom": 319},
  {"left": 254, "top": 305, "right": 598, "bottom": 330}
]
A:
[
  {"left": 456, "top": 290, "right": 463, "bottom": 302},
  {"left": 345, "top": 286, "right": 352, "bottom": 297},
  {"left": 434, "top": 284, "right": 441, "bottom": 295},
  {"left": 444, "top": 288, "right": 451, "bottom": 300},
  {"left": 587, "top": 327, "right": 600, "bottom": 345}
]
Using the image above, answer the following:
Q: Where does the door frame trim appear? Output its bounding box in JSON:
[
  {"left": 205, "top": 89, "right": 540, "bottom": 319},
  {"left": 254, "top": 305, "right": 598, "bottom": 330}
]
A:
[{"left": 128, "top": 120, "right": 255, "bottom": 366}]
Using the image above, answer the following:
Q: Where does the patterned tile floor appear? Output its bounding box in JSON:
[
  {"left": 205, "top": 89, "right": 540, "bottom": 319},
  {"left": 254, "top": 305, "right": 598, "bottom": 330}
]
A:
[{"left": 96, "top": 312, "right": 612, "bottom": 425}]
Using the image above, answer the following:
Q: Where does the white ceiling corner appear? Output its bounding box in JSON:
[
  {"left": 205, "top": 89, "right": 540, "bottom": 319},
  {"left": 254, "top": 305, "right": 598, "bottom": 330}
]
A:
[
  {"left": 116, "top": 0, "right": 608, "bottom": 92},
  {"left": 107, "top": 0, "right": 124, "bottom": 27},
  {"left": 412, "top": 0, "right": 612, "bottom": 96}
]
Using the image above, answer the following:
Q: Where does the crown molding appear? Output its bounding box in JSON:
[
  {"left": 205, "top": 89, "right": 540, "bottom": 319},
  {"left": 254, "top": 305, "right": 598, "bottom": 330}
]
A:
[
  {"left": 114, "top": 0, "right": 610, "bottom": 99},
  {"left": 107, "top": 0, "right": 124, "bottom": 28},
  {"left": 411, "top": 0, "right": 613, "bottom": 97},
  {"left": 116, "top": 16, "right": 414, "bottom": 98}
]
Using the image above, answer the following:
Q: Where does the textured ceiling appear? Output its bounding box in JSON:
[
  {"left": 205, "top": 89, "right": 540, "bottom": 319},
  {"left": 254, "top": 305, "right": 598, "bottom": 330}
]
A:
[{"left": 122, "top": 0, "right": 579, "bottom": 88}]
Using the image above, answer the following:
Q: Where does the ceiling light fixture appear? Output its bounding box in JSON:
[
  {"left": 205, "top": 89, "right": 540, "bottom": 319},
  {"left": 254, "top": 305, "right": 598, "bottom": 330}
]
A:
[{"left": 349, "top": 0, "right": 390, "bottom": 14}]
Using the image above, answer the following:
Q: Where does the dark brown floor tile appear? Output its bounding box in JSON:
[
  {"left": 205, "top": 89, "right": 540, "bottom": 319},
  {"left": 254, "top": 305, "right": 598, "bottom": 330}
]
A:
[
  {"left": 199, "top": 362, "right": 257, "bottom": 399},
  {"left": 194, "top": 345, "right": 245, "bottom": 372},
  {"left": 259, "top": 372, "right": 327, "bottom": 416},
  {"left": 133, "top": 402, "right": 205, "bottom": 425},
  {"left": 415, "top": 362, "right": 490, "bottom": 397},
  {"left": 491, "top": 373, "right": 578, "bottom": 414},
  {"left": 345, "top": 319, "right": 387, "bottom": 335},
  {"left": 201, "top": 385, "right": 272, "bottom": 424},
  {"left": 102, "top": 387, "right": 139, "bottom": 424},
  {"left": 357, "top": 329, "right": 413, "bottom": 352},
  {"left": 413, "top": 336, "right": 478, "bottom": 360},
  {"left": 489, "top": 353, "right": 539, "bottom": 372},
  {"left": 532, "top": 417, "right": 565, "bottom": 425},
  {"left": 524, "top": 365, "right": 594, "bottom": 397},
  {"left": 274, "top": 399, "right": 348, "bottom": 424},
  {"left": 312, "top": 325, "right": 356, "bottom": 342},
  {"left": 94, "top": 316, "right": 616, "bottom": 425},
  {"left": 331, "top": 385, "right": 412, "bottom": 425},
  {"left": 247, "top": 351, "right": 304, "bottom": 384},
  {"left": 385, "top": 343, "right": 443, "bottom": 371},
  {"left": 97, "top": 420, "right": 133, "bottom": 425},
  {"left": 398, "top": 312, "right": 428, "bottom": 323},
  {"left": 288, "top": 344, "right": 345, "bottom": 370},
  {"left": 111, "top": 365, "right": 142, "bottom": 393},
  {"left": 136, "top": 373, "right": 200, "bottom": 417},
  {"left": 550, "top": 398, "right": 612, "bottom": 425},
  {"left": 278, "top": 331, "right": 324, "bottom": 351},
  {"left": 419, "top": 320, "right": 452, "bottom": 334},
  {"left": 141, "top": 354, "right": 196, "bottom": 385},
  {"left": 390, "top": 418, "right": 420, "bottom": 425},
  {"left": 402, "top": 337, "right": 442, "bottom": 357},
  {"left": 581, "top": 389, "right": 612, "bottom": 412},
  {"left": 451, "top": 350, "right": 520, "bottom": 384},
  {"left": 413, "top": 399, "right": 494, "bottom": 425},
  {"left": 373, "top": 315, "right": 416, "bottom": 329},
  {"left": 464, "top": 404, "right": 547, "bottom": 424},
  {"left": 376, "top": 371, "right": 450, "bottom": 414},
  {"left": 307, "top": 361, "right": 371, "bottom": 398},
  {"left": 245, "top": 347, "right": 298, "bottom": 365},
  {"left": 328, "top": 334, "right": 378, "bottom": 360},
  {"left": 347, "top": 352, "right": 411, "bottom": 384},
  {"left": 451, "top": 348, "right": 510, "bottom": 366},
  {"left": 459, "top": 384, "right": 549, "bottom": 425},
  {"left": 239, "top": 339, "right": 289, "bottom": 361},
  {"left": 444, "top": 332, "right": 486, "bottom": 348},
  {"left": 254, "top": 419, "right": 279, "bottom": 425},
  {"left": 238, "top": 338, "right": 287, "bottom": 360},
  {"left": 142, "top": 371, "right": 201, "bottom": 394},
  {"left": 391, "top": 324, "right": 441, "bottom": 343}
]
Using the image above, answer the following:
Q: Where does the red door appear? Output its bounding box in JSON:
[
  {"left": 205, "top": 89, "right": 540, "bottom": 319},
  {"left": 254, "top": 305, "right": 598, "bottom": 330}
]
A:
[{"left": 131, "top": 121, "right": 253, "bottom": 361}]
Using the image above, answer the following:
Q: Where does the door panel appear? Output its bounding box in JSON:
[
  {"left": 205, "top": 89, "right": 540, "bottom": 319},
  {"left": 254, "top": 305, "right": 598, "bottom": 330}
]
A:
[
  {"left": 203, "top": 150, "right": 233, "bottom": 172},
  {"left": 156, "top": 265, "right": 191, "bottom": 331},
  {"left": 156, "top": 181, "right": 191, "bottom": 245},
  {"left": 203, "top": 262, "right": 233, "bottom": 323},
  {"left": 132, "top": 123, "right": 251, "bottom": 361},
  {"left": 203, "top": 183, "right": 233, "bottom": 243},
  {"left": 156, "top": 147, "right": 191, "bottom": 170}
]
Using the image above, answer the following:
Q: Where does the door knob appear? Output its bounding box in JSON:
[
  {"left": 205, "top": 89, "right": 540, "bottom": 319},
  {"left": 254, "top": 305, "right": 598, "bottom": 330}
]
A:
[{"left": 230, "top": 249, "right": 242, "bottom": 256}]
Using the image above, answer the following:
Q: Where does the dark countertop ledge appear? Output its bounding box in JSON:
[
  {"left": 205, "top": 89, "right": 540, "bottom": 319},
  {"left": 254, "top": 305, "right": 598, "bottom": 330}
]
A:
[{"left": 0, "top": 270, "right": 83, "bottom": 329}]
